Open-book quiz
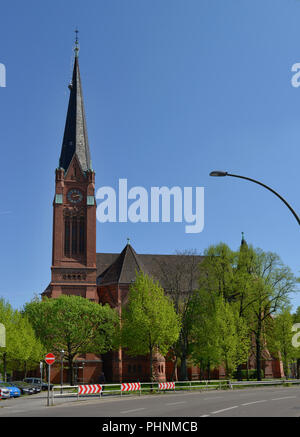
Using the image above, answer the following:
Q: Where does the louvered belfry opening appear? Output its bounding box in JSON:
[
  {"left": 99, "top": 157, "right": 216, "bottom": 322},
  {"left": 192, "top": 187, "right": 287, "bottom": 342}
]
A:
[{"left": 64, "top": 214, "right": 86, "bottom": 258}]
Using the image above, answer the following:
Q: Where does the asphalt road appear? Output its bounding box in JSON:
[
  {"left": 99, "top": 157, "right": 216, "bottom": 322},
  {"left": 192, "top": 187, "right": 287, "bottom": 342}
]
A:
[{"left": 0, "top": 386, "right": 299, "bottom": 417}]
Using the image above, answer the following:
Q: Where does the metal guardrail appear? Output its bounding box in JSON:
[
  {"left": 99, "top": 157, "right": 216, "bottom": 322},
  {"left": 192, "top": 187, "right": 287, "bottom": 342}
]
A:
[
  {"left": 49, "top": 379, "right": 300, "bottom": 406},
  {"left": 50, "top": 380, "right": 230, "bottom": 405},
  {"left": 231, "top": 379, "right": 300, "bottom": 387}
]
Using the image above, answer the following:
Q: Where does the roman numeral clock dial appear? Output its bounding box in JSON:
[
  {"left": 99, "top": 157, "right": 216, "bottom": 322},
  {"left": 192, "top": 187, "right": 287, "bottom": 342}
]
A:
[{"left": 67, "top": 188, "right": 83, "bottom": 204}]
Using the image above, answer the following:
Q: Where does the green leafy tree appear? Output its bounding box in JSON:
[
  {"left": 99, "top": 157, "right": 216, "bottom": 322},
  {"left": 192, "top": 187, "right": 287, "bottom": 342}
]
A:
[
  {"left": 245, "top": 250, "right": 297, "bottom": 380},
  {"left": 190, "top": 290, "right": 250, "bottom": 379},
  {"left": 267, "top": 307, "right": 296, "bottom": 378},
  {"left": 192, "top": 243, "right": 252, "bottom": 377},
  {"left": 155, "top": 250, "right": 201, "bottom": 380},
  {"left": 121, "top": 271, "right": 181, "bottom": 381},
  {"left": 10, "top": 314, "right": 46, "bottom": 377},
  {"left": 292, "top": 307, "right": 300, "bottom": 378},
  {"left": 0, "top": 298, "right": 45, "bottom": 381},
  {"left": 216, "top": 297, "right": 250, "bottom": 378},
  {"left": 24, "top": 295, "right": 119, "bottom": 385},
  {"left": 190, "top": 242, "right": 296, "bottom": 381},
  {"left": 196, "top": 243, "right": 236, "bottom": 301},
  {"left": 189, "top": 288, "right": 220, "bottom": 378}
]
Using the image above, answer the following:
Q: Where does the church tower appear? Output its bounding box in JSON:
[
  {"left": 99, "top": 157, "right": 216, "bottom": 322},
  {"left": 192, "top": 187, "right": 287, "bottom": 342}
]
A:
[{"left": 45, "top": 37, "right": 98, "bottom": 302}]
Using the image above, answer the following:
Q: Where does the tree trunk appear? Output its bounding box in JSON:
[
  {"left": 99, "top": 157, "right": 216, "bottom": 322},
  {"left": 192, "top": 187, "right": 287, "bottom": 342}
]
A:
[
  {"left": 171, "top": 356, "right": 178, "bottom": 381},
  {"left": 199, "top": 364, "right": 203, "bottom": 380},
  {"left": 207, "top": 361, "right": 211, "bottom": 380},
  {"left": 236, "top": 364, "right": 242, "bottom": 381},
  {"left": 256, "top": 326, "right": 262, "bottom": 381},
  {"left": 149, "top": 347, "right": 154, "bottom": 392},
  {"left": 225, "top": 360, "right": 230, "bottom": 379},
  {"left": 149, "top": 348, "right": 153, "bottom": 382},
  {"left": 180, "top": 353, "right": 188, "bottom": 381},
  {"left": 68, "top": 356, "right": 74, "bottom": 386},
  {"left": 297, "top": 358, "right": 300, "bottom": 379},
  {"left": 283, "top": 356, "right": 288, "bottom": 379},
  {"left": 179, "top": 334, "right": 189, "bottom": 381}
]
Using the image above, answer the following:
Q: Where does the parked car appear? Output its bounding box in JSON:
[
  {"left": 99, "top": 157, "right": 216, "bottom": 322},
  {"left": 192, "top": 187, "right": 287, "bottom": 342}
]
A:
[
  {"left": 23, "top": 377, "right": 53, "bottom": 391},
  {"left": 0, "top": 387, "right": 10, "bottom": 399},
  {"left": 10, "top": 381, "right": 36, "bottom": 395},
  {"left": 0, "top": 382, "right": 21, "bottom": 398}
]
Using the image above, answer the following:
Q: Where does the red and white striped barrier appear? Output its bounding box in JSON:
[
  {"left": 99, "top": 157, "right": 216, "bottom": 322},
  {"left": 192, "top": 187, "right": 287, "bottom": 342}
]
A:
[
  {"left": 159, "top": 382, "right": 175, "bottom": 390},
  {"left": 121, "top": 382, "right": 141, "bottom": 392},
  {"left": 78, "top": 384, "right": 102, "bottom": 395}
]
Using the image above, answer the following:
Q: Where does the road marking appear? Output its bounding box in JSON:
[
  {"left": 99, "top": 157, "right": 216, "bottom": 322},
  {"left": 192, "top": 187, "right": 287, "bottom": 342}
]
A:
[
  {"left": 200, "top": 414, "right": 210, "bottom": 417},
  {"left": 166, "top": 401, "right": 186, "bottom": 406},
  {"left": 0, "top": 409, "right": 25, "bottom": 414},
  {"left": 211, "top": 406, "right": 238, "bottom": 414},
  {"left": 271, "top": 396, "right": 296, "bottom": 401},
  {"left": 120, "top": 407, "right": 145, "bottom": 414},
  {"left": 241, "top": 400, "right": 267, "bottom": 406}
]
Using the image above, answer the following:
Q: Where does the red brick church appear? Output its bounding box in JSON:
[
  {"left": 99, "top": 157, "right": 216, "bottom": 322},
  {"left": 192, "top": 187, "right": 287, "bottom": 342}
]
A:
[{"left": 42, "top": 42, "right": 284, "bottom": 384}]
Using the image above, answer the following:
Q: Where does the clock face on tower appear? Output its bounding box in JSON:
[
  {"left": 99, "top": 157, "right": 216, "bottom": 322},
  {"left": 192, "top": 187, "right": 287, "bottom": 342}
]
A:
[{"left": 67, "top": 188, "right": 83, "bottom": 204}]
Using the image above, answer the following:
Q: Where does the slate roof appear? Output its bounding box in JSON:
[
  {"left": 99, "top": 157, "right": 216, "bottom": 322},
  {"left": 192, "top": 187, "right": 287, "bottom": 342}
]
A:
[
  {"left": 96, "top": 244, "right": 204, "bottom": 290},
  {"left": 59, "top": 54, "right": 91, "bottom": 173},
  {"left": 96, "top": 244, "right": 150, "bottom": 286}
]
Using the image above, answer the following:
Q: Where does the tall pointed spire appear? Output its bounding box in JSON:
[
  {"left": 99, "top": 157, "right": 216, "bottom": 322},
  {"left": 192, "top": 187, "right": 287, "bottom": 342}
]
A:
[{"left": 59, "top": 31, "right": 91, "bottom": 173}]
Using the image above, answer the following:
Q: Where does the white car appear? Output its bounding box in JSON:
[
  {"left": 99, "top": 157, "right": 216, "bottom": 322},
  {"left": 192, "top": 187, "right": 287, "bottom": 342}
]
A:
[{"left": 0, "top": 387, "right": 10, "bottom": 399}]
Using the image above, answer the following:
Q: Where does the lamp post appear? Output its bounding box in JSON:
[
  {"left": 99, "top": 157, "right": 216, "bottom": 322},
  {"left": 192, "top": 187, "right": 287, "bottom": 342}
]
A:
[
  {"left": 40, "top": 361, "right": 43, "bottom": 387},
  {"left": 209, "top": 171, "right": 300, "bottom": 226},
  {"left": 60, "top": 350, "right": 64, "bottom": 394},
  {"left": 82, "top": 361, "right": 85, "bottom": 384}
]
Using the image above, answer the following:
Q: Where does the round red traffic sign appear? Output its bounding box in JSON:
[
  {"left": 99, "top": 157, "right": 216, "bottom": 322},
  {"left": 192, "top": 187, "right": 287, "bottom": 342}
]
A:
[{"left": 45, "top": 353, "right": 55, "bottom": 365}]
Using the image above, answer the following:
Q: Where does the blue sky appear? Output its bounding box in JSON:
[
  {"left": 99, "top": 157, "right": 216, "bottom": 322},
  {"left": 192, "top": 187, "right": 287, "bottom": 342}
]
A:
[{"left": 0, "top": 0, "right": 299, "bottom": 310}]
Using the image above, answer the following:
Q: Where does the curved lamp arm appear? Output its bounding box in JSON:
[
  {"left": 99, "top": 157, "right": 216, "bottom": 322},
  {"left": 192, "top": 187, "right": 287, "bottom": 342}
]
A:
[{"left": 210, "top": 171, "right": 300, "bottom": 226}]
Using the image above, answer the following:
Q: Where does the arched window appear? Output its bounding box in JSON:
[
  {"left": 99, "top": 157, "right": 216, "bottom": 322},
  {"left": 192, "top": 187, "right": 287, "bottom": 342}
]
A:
[
  {"left": 64, "top": 214, "right": 85, "bottom": 258},
  {"left": 72, "top": 216, "right": 78, "bottom": 255},
  {"left": 79, "top": 216, "right": 85, "bottom": 254},
  {"left": 64, "top": 217, "right": 70, "bottom": 256}
]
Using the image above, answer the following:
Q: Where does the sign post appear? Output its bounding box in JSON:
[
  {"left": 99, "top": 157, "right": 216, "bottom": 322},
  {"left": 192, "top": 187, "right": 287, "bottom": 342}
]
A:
[{"left": 45, "top": 353, "right": 55, "bottom": 406}]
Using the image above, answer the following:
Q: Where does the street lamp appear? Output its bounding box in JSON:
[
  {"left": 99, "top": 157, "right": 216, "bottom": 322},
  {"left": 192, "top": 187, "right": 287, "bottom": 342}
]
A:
[
  {"left": 209, "top": 171, "right": 300, "bottom": 226},
  {"left": 60, "top": 350, "right": 64, "bottom": 394}
]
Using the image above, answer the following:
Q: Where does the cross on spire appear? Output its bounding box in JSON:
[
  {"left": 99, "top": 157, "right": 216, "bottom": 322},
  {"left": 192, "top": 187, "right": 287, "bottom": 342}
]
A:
[{"left": 74, "top": 27, "right": 79, "bottom": 57}]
